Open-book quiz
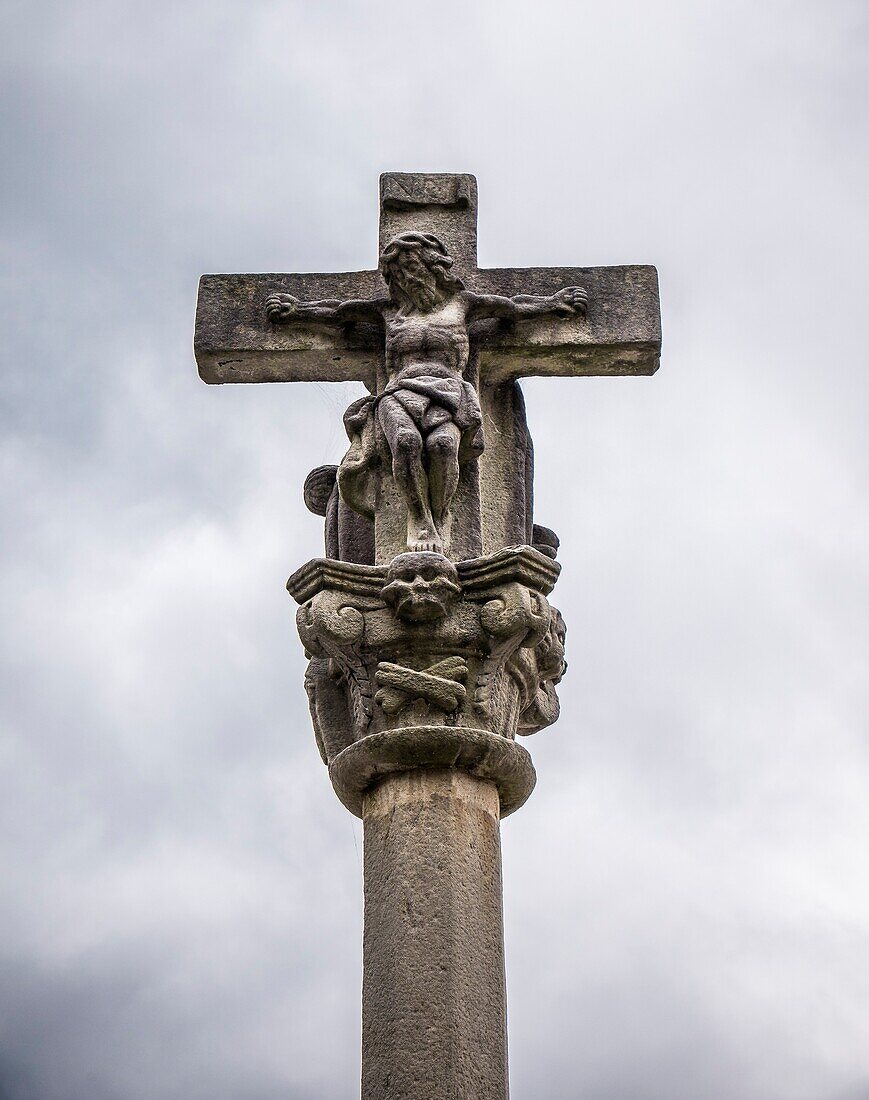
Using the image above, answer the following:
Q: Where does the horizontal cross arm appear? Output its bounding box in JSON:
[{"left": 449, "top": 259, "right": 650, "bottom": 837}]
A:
[
  {"left": 473, "top": 264, "right": 660, "bottom": 381},
  {"left": 194, "top": 270, "right": 385, "bottom": 386},
  {"left": 194, "top": 263, "right": 660, "bottom": 387}
]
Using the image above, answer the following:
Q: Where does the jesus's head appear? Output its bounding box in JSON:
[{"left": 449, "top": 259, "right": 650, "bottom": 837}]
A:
[{"left": 379, "top": 232, "right": 464, "bottom": 311}]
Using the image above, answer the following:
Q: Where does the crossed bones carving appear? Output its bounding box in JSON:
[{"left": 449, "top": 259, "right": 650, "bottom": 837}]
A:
[{"left": 374, "top": 657, "right": 469, "bottom": 716}]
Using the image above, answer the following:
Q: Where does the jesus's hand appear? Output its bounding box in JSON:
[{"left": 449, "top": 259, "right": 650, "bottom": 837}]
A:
[
  {"left": 266, "top": 293, "right": 299, "bottom": 322},
  {"left": 551, "top": 286, "right": 588, "bottom": 316}
]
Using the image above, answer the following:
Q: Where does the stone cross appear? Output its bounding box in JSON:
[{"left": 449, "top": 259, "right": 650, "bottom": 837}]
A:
[
  {"left": 194, "top": 173, "right": 660, "bottom": 1100},
  {"left": 196, "top": 173, "right": 659, "bottom": 562}
]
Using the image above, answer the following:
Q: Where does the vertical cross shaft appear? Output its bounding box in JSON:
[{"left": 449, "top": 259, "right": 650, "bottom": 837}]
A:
[
  {"left": 372, "top": 175, "right": 484, "bottom": 562},
  {"left": 379, "top": 172, "right": 479, "bottom": 271}
]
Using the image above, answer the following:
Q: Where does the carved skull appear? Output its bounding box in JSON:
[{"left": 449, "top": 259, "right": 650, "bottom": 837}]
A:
[{"left": 381, "top": 552, "right": 462, "bottom": 623}]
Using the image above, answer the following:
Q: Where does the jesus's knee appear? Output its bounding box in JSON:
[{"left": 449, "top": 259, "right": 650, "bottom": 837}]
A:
[
  {"left": 427, "top": 431, "right": 459, "bottom": 462},
  {"left": 393, "top": 430, "right": 423, "bottom": 460}
]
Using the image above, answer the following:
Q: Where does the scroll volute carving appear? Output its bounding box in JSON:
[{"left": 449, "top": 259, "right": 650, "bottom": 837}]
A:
[
  {"left": 297, "top": 591, "right": 372, "bottom": 741},
  {"left": 480, "top": 582, "right": 551, "bottom": 651},
  {"left": 296, "top": 591, "right": 364, "bottom": 656}
]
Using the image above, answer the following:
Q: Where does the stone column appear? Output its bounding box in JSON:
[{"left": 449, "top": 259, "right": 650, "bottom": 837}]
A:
[
  {"left": 288, "top": 549, "right": 566, "bottom": 1100},
  {"left": 361, "top": 769, "right": 508, "bottom": 1100}
]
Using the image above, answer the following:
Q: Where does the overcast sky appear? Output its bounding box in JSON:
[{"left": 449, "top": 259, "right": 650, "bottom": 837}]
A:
[{"left": 1, "top": 1, "right": 867, "bottom": 1097}]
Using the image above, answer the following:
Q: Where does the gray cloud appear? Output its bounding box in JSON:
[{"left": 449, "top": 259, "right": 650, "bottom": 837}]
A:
[{"left": 1, "top": 0, "right": 867, "bottom": 1097}]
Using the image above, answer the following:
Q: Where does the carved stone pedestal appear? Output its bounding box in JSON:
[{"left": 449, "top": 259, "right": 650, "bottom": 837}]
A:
[{"left": 287, "top": 545, "right": 565, "bottom": 1099}]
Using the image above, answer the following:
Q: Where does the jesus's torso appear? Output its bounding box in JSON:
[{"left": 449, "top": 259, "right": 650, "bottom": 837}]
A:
[{"left": 383, "top": 293, "right": 471, "bottom": 383}]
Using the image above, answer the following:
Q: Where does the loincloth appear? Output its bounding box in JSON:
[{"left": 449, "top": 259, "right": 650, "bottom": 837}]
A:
[
  {"left": 377, "top": 374, "right": 483, "bottom": 440},
  {"left": 337, "top": 373, "right": 484, "bottom": 521}
]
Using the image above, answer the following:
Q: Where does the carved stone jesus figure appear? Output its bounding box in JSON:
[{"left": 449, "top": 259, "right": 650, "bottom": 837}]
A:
[{"left": 267, "top": 232, "right": 587, "bottom": 554}]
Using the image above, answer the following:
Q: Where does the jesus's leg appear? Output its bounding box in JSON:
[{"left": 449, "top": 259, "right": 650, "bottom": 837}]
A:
[
  {"left": 425, "top": 421, "right": 461, "bottom": 550},
  {"left": 377, "top": 397, "right": 442, "bottom": 553}
]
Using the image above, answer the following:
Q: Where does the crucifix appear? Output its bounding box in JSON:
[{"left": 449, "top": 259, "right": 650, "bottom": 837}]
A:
[{"left": 195, "top": 173, "right": 660, "bottom": 1100}]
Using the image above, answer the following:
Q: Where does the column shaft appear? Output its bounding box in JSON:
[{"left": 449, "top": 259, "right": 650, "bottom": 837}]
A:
[{"left": 361, "top": 768, "right": 508, "bottom": 1100}]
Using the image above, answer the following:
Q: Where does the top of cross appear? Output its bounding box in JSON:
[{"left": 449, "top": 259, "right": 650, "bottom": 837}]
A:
[{"left": 194, "top": 172, "right": 660, "bottom": 391}]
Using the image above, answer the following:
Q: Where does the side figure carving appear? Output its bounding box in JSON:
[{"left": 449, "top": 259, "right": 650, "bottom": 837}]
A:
[{"left": 268, "top": 233, "right": 587, "bottom": 555}]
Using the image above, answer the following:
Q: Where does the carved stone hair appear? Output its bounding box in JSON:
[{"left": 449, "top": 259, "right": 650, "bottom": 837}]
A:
[{"left": 378, "top": 232, "right": 464, "bottom": 297}]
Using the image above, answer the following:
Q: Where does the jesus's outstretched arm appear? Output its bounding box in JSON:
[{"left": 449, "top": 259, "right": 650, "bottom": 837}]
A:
[
  {"left": 466, "top": 286, "right": 588, "bottom": 322},
  {"left": 266, "top": 294, "right": 388, "bottom": 326}
]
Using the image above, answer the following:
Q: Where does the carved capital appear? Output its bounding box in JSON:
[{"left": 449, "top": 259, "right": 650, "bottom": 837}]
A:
[{"left": 288, "top": 546, "right": 567, "bottom": 808}]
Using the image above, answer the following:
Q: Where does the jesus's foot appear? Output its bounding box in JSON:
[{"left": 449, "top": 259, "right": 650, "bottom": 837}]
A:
[
  {"left": 408, "top": 527, "right": 443, "bottom": 554},
  {"left": 433, "top": 512, "right": 451, "bottom": 556}
]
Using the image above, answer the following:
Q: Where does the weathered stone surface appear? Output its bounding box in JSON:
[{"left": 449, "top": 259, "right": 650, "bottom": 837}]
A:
[
  {"left": 362, "top": 769, "right": 508, "bottom": 1100},
  {"left": 474, "top": 263, "right": 660, "bottom": 380},
  {"left": 194, "top": 268, "right": 384, "bottom": 387}
]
